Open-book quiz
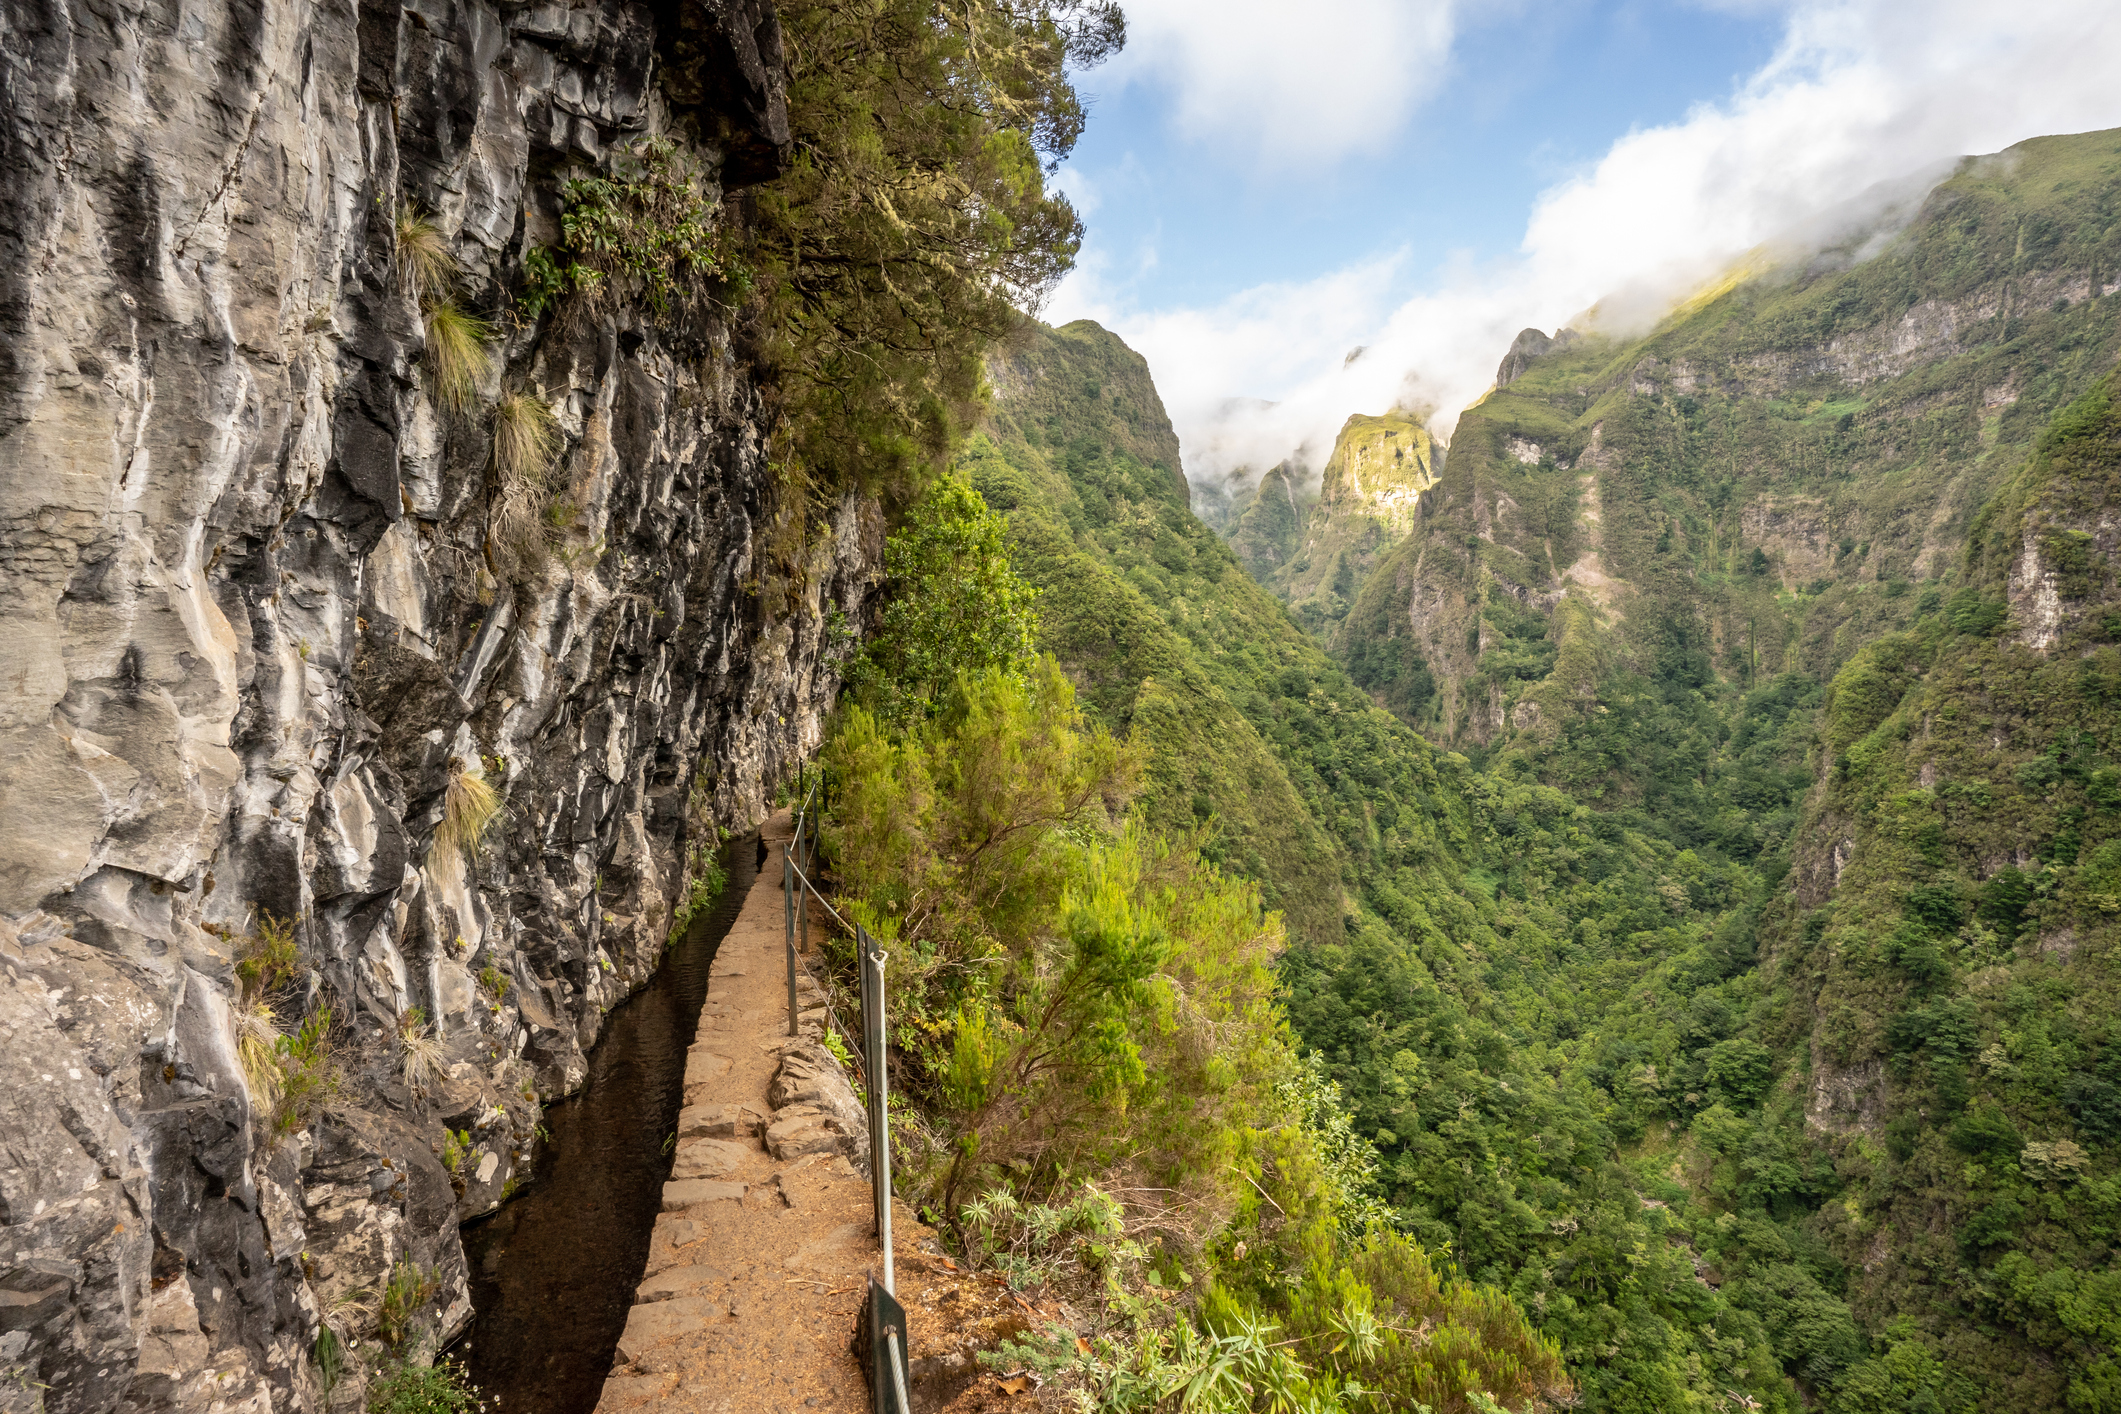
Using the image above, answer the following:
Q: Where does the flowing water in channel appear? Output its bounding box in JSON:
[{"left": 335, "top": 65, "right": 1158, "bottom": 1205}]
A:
[{"left": 459, "top": 832, "right": 759, "bottom": 1413}]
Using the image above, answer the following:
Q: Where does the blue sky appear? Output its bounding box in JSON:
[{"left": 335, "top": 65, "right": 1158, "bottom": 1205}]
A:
[
  {"left": 1043, "top": 0, "right": 2121, "bottom": 486},
  {"left": 1062, "top": 1, "right": 1784, "bottom": 311}
]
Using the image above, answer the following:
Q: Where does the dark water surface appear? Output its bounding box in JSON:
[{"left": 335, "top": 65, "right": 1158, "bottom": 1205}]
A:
[{"left": 459, "top": 832, "right": 757, "bottom": 1414}]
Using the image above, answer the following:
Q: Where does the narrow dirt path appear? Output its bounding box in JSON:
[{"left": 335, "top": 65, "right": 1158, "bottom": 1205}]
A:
[
  {"left": 590, "top": 812, "right": 1085, "bottom": 1414},
  {"left": 593, "top": 810, "right": 880, "bottom": 1414}
]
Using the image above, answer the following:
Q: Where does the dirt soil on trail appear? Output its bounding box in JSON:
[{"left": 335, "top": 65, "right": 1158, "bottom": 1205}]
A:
[{"left": 592, "top": 813, "right": 1083, "bottom": 1414}]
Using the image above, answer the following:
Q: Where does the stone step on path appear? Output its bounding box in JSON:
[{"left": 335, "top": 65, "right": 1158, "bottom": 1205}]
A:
[{"left": 595, "top": 811, "right": 883, "bottom": 1414}]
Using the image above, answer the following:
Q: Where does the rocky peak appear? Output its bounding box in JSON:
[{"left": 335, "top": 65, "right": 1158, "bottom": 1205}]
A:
[
  {"left": 1316, "top": 412, "right": 1438, "bottom": 533},
  {"left": 1495, "top": 327, "right": 1554, "bottom": 387}
]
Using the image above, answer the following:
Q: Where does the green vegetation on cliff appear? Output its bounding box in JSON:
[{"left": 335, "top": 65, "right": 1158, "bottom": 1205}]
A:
[
  {"left": 966, "top": 319, "right": 1836, "bottom": 1412},
  {"left": 1306, "top": 128, "right": 2121, "bottom": 1412},
  {"left": 1768, "top": 372, "right": 2121, "bottom": 1409},
  {"left": 819, "top": 123, "right": 2121, "bottom": 1414},
  {"left": 819, "top": 475, "right": 1571, "bottom": 1414}
]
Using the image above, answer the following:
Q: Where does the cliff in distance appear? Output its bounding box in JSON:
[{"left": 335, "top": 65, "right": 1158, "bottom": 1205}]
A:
[{"left": 1226, "top": 412, "right": 1439, "bottom": 643}]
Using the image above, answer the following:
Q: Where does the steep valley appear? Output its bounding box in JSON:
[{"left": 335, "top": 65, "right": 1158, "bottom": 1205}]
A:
[
  {"left": 963, "top": 127, "right": 2121, "bottom": 1414},
  {"left": 3, "top": 0, "right": 2120, "bottom": 1401}
]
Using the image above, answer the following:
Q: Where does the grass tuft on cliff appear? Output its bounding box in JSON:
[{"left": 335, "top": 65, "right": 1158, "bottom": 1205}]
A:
[
  {"left": 233, "top": 998, "right": 284, "bottom": 1111},
  {"left": 491, "top": 391, "right": 559, "bottom": 490},
  {"left": 424, "top": 302, "right": 494, "bottom": 414},
  {"left": 435, "top": 757, "right": 501, "bottom": 868},
  {"left": 394, "top": 208, "right": 456, "bottom": 308}
]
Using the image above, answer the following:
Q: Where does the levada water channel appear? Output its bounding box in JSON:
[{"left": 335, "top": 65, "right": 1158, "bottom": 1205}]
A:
[{"left": 458, "top": 831, "right": 757, "bottom": 1413}]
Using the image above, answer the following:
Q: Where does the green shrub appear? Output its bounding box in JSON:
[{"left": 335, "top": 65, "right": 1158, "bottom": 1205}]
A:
[
  {"left": 1948, "top": 1103, "right": 2021, "bottom": 1158},
  {"left": 1947, "top": 587, "right": 2010, "bottom": 635},
  {"left": 666, "top": 844, "right": 728, "bottom": 947},
  {"left": 367, "top": 1358, "right": 485, "bottom": 1414},
  {"left": 377, "top": 1260, "right": 438, "bottom": 1352},
  {"left": 236, "top": 910, "right": 300, "bottom": 998},
  {"left": 554, "top": 138, "right": 718, "bottom": 313}
]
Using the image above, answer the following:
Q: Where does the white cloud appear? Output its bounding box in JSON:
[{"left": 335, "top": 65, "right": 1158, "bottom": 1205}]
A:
[
  {"left": 1057, "top": 0, "right": 2121, "bottom": 489},
  {"left": 1103, "top": 0, "right": 1461, "bottom": 168}
]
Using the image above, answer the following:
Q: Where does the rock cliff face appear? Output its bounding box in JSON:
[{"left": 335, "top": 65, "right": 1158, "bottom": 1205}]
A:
[
  {"left": 1336, "top": 131, "right": 2121, "bottom": 749},
  {"left": 0, "top": 0, "right": 876, "bottom": 1406},
  {"left": 1226, "top": 412, "right": 1436, "bottom": 643}
]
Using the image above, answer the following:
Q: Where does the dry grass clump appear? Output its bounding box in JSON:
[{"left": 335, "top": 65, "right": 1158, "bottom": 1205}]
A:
[
  {"left": 425, "top": 301, "right": 495, "bottom": 413},
  {"left": 394, "top": 207, "right": 455, "bottom": 306},
  {"left": 396, "top": 1007, "right": 447, "bottom": 1094},
  {"left": 233, "top": 997, "right": 284, "bottom": 1110},
  {"left": 395, "top": 205, "right": 495, "bottom": 414},
  {"left": 492, "top": 391, "right": 560, "bottom": 489},
  {"left": 489, "top": 391, "right": 567, "bottom": 581},
  {"left": 435, "top": 756, "right": 502, "bottom": 869}
]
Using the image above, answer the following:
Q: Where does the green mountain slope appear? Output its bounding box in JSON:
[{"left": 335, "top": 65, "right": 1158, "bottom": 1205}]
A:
[
  {"left": 1344, "top": 130, "right": 2121, "bottom": 784},
  {"left": 1300, "top": 127, "right": 2121, "bottom": 1412},
  {"left": 968, "top": 320, "right": 1470, "bottom": 949},
  {"left": 969, "top": 321, "right": 1871, "bottom": 1413},
  {"left": 960, "top": 130, "right": 2121, "bottom": 1412},
  {"left": 1770, "top": 371, "right": 2121, "bottom": 1409}
]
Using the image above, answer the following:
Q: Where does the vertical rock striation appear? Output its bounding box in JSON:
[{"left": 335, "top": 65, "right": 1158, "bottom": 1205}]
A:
[{"left": 0, "top": 0, "right": 874, "bottom": 1405}]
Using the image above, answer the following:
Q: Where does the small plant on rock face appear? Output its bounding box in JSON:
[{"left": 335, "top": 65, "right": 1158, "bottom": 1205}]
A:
[
  {"left": 396, "top": 1008, "right": 446, "bottom": 1094},
  {"left": 275, "top": 1007, "right": 341, "bottom": 1136},
  {"left": 491, "top": 391, "right": 559, "bottom": 490},
  {"left": 236, "top": 909, "right": 301, "bottom": 999},
  {"left": 312, "top": 1325, "right": 345, "bottom": 1404},
  {"left": 367, "top": 1357, "right": 487, "bottom": 1414},
  {"left": 397, "top": 208, "right": 497, "bottom": 416},
  {"left": 233, "top": 997, "right": 285, "bottom": 1111},
  {"left": 489, "top": 392, "right": 565, "bottom": 580},
  {"left": 394, "top": 207, "right": 456, "bottom": 307},
  {"left": 520, "top": 137, "right": 722, "bottom": 321},
  {"left": 377, "top": 1259, "right": 440, "bottom": 1353},
  {"left": 434, "top": 758, "right": 501, "bottom": 871},
  {"left": 665, "top": 843, "right": 729, "bottom": 947},
  {"left": 477, "top": 963, "right": 510, "bottom": 1002},
  {"left": 424, "top": 301, "right": 495, "bottom": 413},
  {"left": 440, "top": 1127, "right": 474, "bottom": 1181}
]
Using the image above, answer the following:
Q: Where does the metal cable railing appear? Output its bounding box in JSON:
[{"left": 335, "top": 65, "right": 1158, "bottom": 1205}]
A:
[{"left": 780, "top": 771, "right": 910, "bottom": 1412}]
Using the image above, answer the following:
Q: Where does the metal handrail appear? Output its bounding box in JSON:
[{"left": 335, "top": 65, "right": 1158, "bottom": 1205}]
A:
[{"left": 782, "top": 772, "right": 897, "bottom": 1300}]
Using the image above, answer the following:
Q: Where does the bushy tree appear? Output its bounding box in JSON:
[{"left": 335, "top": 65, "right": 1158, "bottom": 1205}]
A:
[
  {"left": 758, "top": 0, "right": 1123, "bottom": 497},
  {"left": 845, "top": 475, "right": 1040, "bottom": 725}
]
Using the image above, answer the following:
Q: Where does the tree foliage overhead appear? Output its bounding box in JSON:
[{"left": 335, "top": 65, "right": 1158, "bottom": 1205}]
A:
[{"left": 756, "top": 0, "right": 1123, "bottom": 497}]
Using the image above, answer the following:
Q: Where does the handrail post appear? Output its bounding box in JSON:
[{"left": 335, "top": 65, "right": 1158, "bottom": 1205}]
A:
[
  {"left": 865, "top": 935, "right": 894, "bottom": 1295},
  {"left": 784, "top": 824, "right": 798, "bottom": 1039}
]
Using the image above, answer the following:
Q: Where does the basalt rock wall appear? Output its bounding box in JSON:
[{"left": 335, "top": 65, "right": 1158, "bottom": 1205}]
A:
[{"left": 0, "top": 0, "right": 876, "bottom": 1406}]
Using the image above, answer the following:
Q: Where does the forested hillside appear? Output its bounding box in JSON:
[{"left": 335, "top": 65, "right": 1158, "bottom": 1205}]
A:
[
  {"left": 951, "top": 130, "right": 2121, "bottom": 1413},
  {"left": 968, "top": 321, "right": 1835, "bottom": 1411}
]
